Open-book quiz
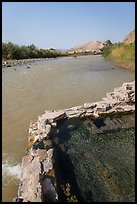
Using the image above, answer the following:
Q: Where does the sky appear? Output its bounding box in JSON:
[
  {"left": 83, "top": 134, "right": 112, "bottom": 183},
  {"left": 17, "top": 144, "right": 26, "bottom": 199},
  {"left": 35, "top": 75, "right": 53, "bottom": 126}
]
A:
[{"left": 2, "top": 2, "right": 135, "bottom": 49}]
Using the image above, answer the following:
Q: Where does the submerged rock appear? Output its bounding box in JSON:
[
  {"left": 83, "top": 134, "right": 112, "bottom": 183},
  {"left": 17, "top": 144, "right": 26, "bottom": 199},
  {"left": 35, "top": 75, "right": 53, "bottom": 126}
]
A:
[
  {"left": 42, "top": 178, "right": 58, "bottom": 202},
  {"left": 43, "top": 139, "right": 53, "bottom": 150}
]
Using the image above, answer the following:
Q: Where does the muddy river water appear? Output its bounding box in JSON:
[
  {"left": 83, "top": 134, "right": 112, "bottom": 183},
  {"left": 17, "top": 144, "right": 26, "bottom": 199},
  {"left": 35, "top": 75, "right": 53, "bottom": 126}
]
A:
[{"left": 2, "top": 55, "right": 135, "bottom": 201}]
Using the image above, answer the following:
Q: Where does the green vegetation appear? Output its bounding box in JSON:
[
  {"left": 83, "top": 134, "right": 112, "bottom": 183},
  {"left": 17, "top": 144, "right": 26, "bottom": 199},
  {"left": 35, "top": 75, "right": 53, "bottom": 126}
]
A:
[
  {"left": 69, "top": 51, "right": 100, "bottom": 57},
  {"left": 2, "top": 42, "right": 101, "bottom": 61},
  {"left": 102, "top": 42, "right": 135, "bottom": 71},
  {"left": 2, "top": 42, "right": 69, "bottom": 60},
  {"left": 3, "top": 41, "right": 135, "bottom": 72}
]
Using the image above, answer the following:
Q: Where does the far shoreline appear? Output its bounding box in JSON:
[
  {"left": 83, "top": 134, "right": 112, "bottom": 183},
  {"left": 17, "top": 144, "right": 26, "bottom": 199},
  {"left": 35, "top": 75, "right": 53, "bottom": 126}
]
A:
[
  {"left": 2, "top": 54, "right": 134, "bottom": 72},
  {"left": 2, "top": 54, "right": 102, "bottom": 68}
]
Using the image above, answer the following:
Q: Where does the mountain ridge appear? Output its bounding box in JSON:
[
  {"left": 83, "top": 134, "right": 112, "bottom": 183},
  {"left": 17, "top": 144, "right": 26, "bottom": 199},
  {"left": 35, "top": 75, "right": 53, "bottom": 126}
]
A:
[{"left": 68, "top": 40, "right": 112, "bottom": 54}]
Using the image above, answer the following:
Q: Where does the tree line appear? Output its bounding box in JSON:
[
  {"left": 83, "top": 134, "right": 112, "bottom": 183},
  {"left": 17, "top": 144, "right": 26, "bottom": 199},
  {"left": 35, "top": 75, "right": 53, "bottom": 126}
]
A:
[{"left": 2, "top": 42, "right": 69, "bottom": 60}]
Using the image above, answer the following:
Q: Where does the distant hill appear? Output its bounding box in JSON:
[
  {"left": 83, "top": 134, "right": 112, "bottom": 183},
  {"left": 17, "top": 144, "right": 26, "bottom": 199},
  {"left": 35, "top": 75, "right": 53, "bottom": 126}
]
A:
[
  {"left": 68, "top": 40, "right": 112, "bottom": 54},
  {"left": 123, "top": 30, "right": 135, "bottom": 44},
  {"left": 56, "top": 49, "right": 68, "bottom": 52}
]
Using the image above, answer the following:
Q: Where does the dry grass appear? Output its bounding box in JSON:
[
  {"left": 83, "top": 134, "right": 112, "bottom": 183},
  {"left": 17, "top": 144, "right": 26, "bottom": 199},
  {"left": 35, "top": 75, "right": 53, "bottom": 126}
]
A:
[{"left": 103, "top": 42, "right": 135, "bottom": 71}]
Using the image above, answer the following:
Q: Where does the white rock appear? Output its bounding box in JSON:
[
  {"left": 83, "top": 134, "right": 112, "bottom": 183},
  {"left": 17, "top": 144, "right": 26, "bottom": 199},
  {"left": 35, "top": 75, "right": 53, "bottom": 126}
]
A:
[
  {"left": 95, "top": 101, "right": 112, "bottom": 112},
  {"left": 43, "top": 159, "right": 53, "bottom": 174},
  {"left": 83, "top": 102, "right": 96, "bottom": 109},
  {"left": 45, "top": 124, "right": 51, "bottom": 134},
  {"left": 47, "top": 148, "right": 53, "bottom": 159},
  {"left": 39, "top": 110, "right": 66, "bottom": 122}
]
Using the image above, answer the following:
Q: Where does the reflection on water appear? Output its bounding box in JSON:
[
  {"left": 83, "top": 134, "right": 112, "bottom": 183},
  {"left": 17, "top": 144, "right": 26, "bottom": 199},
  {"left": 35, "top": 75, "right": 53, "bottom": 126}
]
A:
[{"left": 2, "top": 55, "right": 135, "bottom": 201}]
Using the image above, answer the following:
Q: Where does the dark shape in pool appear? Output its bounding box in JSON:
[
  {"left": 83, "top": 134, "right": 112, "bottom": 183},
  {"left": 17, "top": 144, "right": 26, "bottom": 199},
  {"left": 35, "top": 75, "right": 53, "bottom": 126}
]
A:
[
  {"left": 32, "top": 140, "right": 44, "bottom": 150},
  {"left": 53, "top": 143, "right": 85, "bottom": 202},
  {"left": 51, "top": 113, "right": 135, "bottom": 202},
  {"left": 93, "top": 118, "right": 106, "bottom": 128}
]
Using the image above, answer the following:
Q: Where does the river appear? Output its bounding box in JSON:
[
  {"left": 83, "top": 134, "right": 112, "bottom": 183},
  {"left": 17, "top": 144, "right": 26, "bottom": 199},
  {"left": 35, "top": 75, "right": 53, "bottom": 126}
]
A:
[{"left": 2, "top": 55, "right": 135, "bottom": 201}]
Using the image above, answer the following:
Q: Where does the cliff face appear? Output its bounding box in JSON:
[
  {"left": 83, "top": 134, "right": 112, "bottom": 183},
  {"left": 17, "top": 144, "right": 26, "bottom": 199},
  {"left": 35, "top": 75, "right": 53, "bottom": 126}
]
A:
[
  {"left": 68, "top": 40, "right": 112, "bottom": 54},
  {"left": 123, "top": 30, "right": 135, "bottom": 44}
]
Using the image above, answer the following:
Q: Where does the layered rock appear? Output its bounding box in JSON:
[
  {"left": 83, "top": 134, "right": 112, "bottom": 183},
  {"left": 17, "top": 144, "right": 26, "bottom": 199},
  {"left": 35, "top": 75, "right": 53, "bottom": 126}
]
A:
[
  {"left": 14, "top": 81, "right": 135, "bottom": 202},
  {"left": 123, "top": 30, "right": 135, "bottom": 44}
]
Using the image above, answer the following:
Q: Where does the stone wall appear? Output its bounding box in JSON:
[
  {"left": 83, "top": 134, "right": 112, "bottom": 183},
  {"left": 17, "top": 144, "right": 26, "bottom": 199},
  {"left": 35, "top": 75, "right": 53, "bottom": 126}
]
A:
[{"left": 13, "top": 81, "right": 135, "bottom": 202}]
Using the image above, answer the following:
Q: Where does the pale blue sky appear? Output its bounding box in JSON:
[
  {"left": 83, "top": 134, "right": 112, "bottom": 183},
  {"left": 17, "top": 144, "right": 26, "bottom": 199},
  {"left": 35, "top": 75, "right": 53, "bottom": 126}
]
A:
[{"left": 2, "top": 2, "right": 135, "bottom": 49}]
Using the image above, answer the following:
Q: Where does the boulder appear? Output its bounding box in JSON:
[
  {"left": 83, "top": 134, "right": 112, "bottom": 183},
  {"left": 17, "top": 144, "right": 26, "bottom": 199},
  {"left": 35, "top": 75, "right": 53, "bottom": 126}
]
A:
[
  {"left": 43, "top": 158, "right": 53, "bottom": 174},
  {"left": 95, "top": 101, "right": 112, "bottom": 112},
  {"left": 17, "top": 157, "right": 42, "bottom": 202},
  {"left": 65, "top": 106, "right": 86, "bottom": 118},
  {"left": 22, "top": 155, "right": 33, "bottom": 167},
  {"left": 35, "top": 149, "right": 48, "bottom": 162},
  {"left": 83, "top": 102, "right": 97, "bottom": 109},
  {"left": 47, "top": 148, "right": 54, "bottom": 159},
  {"left": 39, "top": 110, "right": 66, "bottom": 123}
]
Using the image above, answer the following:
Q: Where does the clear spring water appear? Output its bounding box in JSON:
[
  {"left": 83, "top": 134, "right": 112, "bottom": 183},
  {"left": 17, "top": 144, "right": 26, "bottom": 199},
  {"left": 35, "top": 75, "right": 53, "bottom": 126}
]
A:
[{"left": 51, "top": 113, "right": 135, "bottom": 202}]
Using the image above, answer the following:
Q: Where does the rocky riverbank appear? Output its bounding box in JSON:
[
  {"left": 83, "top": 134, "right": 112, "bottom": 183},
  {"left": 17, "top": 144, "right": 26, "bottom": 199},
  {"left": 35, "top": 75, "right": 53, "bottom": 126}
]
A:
[
  {"left": 13, "top": 81, "right": 135, "bottom": 202},
  {"left": 2, "top": 55, "right": 101, "bottom": 68},
  {"left": 2, "top": 58, "right": 50, "bottom": 68},
  {"left": 2, "top": 56, "right": 76, "bottom": 68}
]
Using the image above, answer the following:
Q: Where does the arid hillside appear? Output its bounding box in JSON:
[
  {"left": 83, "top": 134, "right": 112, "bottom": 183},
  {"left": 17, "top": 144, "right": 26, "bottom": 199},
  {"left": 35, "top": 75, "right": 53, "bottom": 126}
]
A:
[
  {"left": 68, "top": 40, "right": 112, "bottom": 54},
  {"left": 123, "top": 30, "right": 135, "bottom": 44}
]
